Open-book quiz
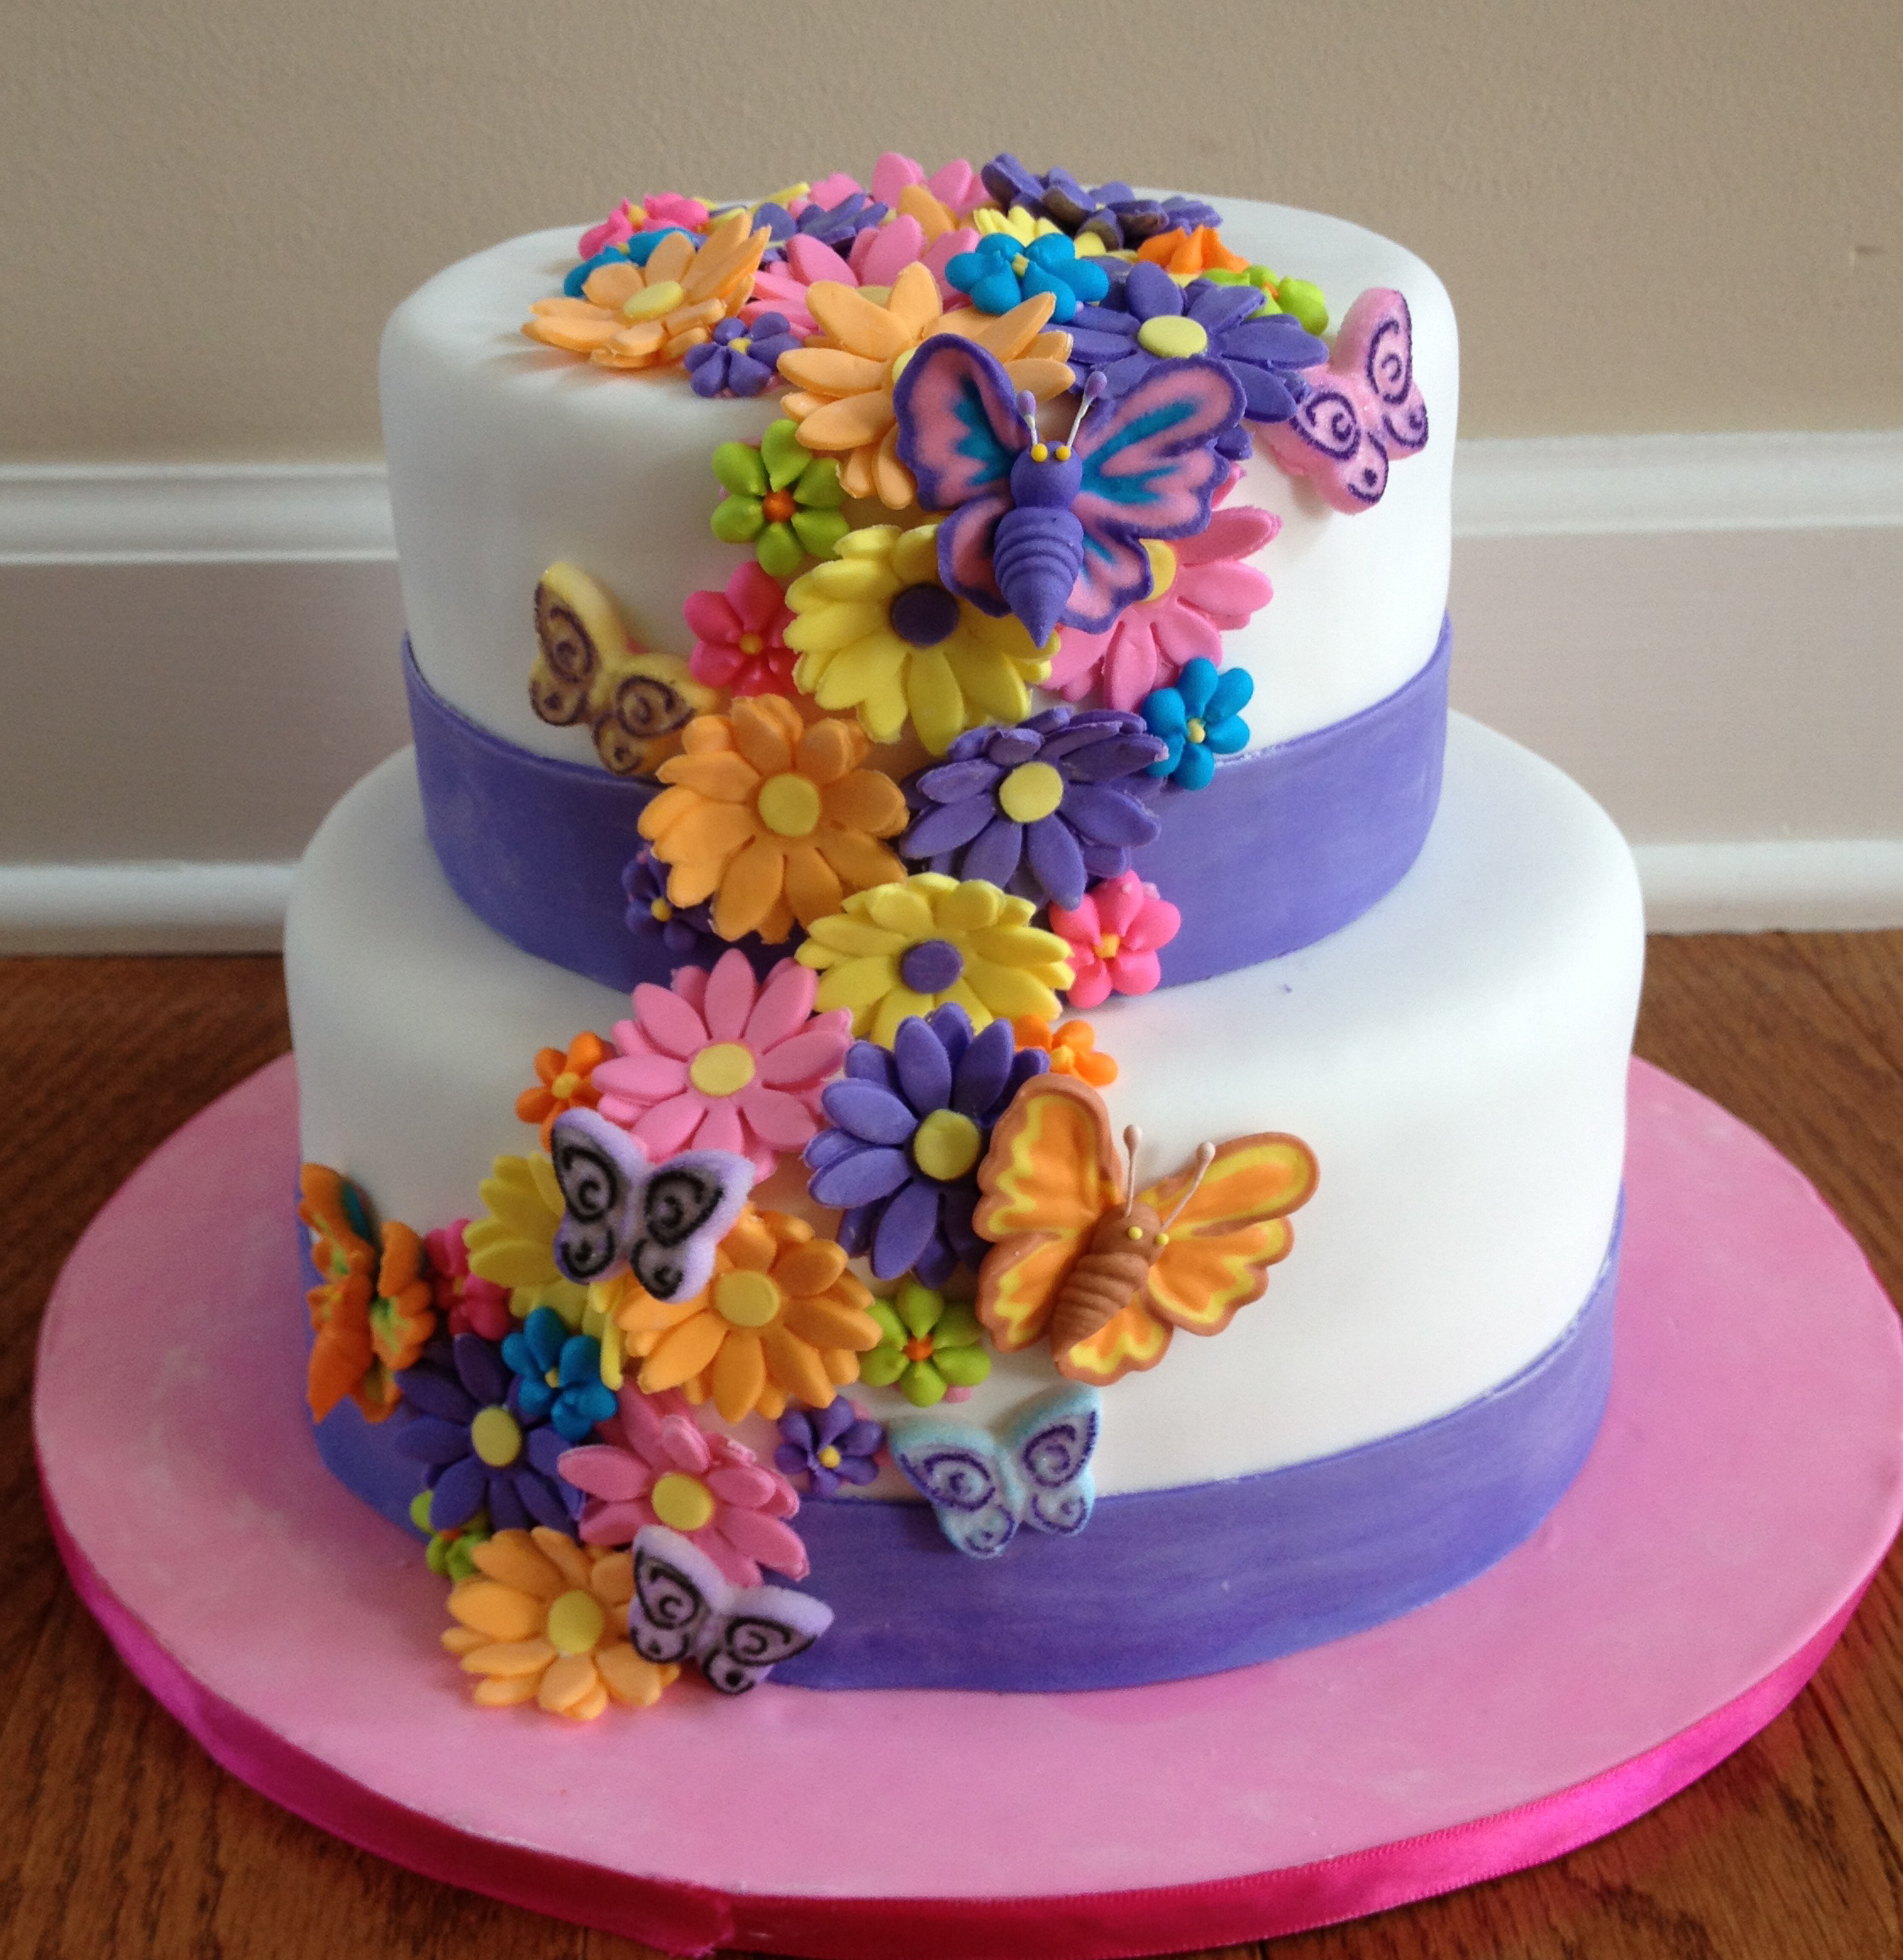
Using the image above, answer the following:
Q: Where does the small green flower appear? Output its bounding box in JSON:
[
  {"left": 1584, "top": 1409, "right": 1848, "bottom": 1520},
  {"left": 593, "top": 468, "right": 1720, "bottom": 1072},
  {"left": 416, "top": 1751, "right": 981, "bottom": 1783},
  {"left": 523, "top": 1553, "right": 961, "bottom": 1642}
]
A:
[
  {"left": 411, "top": 1490, "right": 491, "bottom": 1582},
  {"left": 1202, "top": 264, "right": 1328, "bottom": 335},
  {"left": 862, "top": 1279, "right": 992, "bottom": 1408},
  {"left": 711, "top": 418, "right": 849, "bottom": 579}
]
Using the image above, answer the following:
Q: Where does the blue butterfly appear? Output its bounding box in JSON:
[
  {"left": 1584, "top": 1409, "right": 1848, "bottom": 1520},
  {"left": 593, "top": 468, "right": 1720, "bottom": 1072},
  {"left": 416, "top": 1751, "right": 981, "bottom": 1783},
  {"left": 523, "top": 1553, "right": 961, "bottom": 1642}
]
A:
[
  {"left": 885, "top": 1382, "right": 1102, "bottom": 1558},
  {"left": 892, "top": 334, "right": 1242, "bottom": 647}
]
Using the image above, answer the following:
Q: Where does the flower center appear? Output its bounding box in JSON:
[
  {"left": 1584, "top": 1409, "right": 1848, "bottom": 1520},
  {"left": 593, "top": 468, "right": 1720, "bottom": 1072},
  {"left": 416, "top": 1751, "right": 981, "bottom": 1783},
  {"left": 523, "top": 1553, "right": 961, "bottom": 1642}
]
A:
[
  {"left": 1186, "top": 717, "right": 1207, "bottom": 745},
  {"left": 470, "top": 1404, "right": 523, "bottom": 1468},
  {"left": 816, "top": 1444, "right": 843, "bottom": 1470},
  {"left": 912, "top": 1107, "right": 983, "bottom": 1182},
  {"left": 1136, "top": 315, "right": 1210, "bottom": 358},
  {"left": 1141, "top": 538, "right": 1178, "bottom": 601},
  {"left": 544, "top": 1367, "right": 561, "bottom": 1387},
  {"left": 728, "top": 335, "right": 751, "bottom": 357},
  {"left": 650, "top": 898, "right": 673, "bottom": 922},
  {"left": 899, "top": 938, "right": 965, "bottom": 994},
  {"left": 650, "top": 1470, "right": 717, "bottom": 1532},
  {"left": 737, "top": 632, "right": 765, "bottom": 656},
  {"left": 998, "top": 760, "right": 1065, "bottom": 824},
  {"left": 762, "top": 489, "right": 798, "bottom": 523},
  {"left": 550, "top": 1070, "right": 581, "bottom": 1100},
  {"left": 888, "top": 344, "right": 916, "bottom": 385},
  {"left": 757, "top": 770, "right": 822, "bottom": 838},
  {"left": 622, "top": 279, "right": 685, "bottom": 322},
  {"left": 546, "top": 1587, "right": 606, "bottom": 1656},
  {"left": 689, "top": 1041, "right": 757, "bottom": 1096},
  {"left": 1096, "top": 933, "right": 1122, "bottom": 961},
  {"left": 714, "top": 1268, "right": 783, "bottom": 1328},
  {"left": 888, "top": 582, "right": 961, "bottom": 647},
  {"left": 1012, "top": 253, "right": 1030, "bottom": 276},
  {"left": 904, "top": 1335, "right": 938, "bottom": 1362}
]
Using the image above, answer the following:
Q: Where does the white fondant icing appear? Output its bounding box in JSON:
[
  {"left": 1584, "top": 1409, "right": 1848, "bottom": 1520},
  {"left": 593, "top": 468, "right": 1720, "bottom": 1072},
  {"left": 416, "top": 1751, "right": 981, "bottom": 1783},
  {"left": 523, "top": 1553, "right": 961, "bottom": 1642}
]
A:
[
  {"left": 379, "top": 202, "right": 1456, "bottom": 765},
  {"left": 285, "top": 714, "right": 1639, "bottom": 1498}
]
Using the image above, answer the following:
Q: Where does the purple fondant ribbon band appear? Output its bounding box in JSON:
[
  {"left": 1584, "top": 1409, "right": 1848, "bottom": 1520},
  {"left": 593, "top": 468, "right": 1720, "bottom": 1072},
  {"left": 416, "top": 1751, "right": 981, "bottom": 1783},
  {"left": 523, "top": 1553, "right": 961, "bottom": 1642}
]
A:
[{"left": 403, "top": 622, "right": 1450, "bottom": 995}]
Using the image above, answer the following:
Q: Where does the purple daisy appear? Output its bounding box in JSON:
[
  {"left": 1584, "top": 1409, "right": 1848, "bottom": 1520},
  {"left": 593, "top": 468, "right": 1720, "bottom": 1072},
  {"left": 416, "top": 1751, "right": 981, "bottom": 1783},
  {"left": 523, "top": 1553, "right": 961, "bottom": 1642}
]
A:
[
  {"left": 755, "top": 191, "right": 889, "bottom": 259},
  {"left": 396, "top": 1332, "right": 575, "bottom": 1535},
  {"left": 979, "top": 156, "right": 1221, "bottom": 251},
  {"left": 899, "top": 708, "right": 1167, "bottom": 911},
  {"left": 803, "top": 1006, "right": 1046, "bottom": 1286},
  {"left": 622, "top": 849, "right": 720, "bottom": 959},
  {"left": 683, "top": 313, "right": 800, "bottom": 399},
  {"left": 775, "top": 1397, "right": 885, "bottom": 1498}
]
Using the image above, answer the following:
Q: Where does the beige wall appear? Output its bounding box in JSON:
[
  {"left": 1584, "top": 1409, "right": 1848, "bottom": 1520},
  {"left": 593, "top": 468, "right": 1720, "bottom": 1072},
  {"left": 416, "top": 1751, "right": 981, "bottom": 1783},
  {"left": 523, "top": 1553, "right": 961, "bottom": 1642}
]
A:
[{"left": 3, "top": 0, "right": 1898, "bottom": 461}]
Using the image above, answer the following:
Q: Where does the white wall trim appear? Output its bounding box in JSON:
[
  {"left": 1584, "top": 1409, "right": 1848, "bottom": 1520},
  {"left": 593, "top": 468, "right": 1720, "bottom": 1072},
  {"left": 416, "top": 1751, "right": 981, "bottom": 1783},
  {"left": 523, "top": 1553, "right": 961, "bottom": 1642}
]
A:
[
  {"left": 1635, "top": 842, "right": 1903, "bottom": 933},
  {"left": 0, "top": 862, "right": 294, "bottom": 953}
]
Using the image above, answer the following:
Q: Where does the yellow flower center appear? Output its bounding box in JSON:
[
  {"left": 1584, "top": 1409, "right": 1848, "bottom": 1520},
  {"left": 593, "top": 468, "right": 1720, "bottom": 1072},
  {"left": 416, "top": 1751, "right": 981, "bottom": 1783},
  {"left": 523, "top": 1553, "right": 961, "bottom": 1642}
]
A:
[
  {"left": 714, "top": 1268, "right": 783, "bottom": 1328},
  {"left": 912, "top": 1107, "right": 983, "bottom": 1182},
  {"left": 550, "top": 1071, "right": 581, "bottom": 1100},
  {"left": 729, "top": 335, "right": 751, "bottom": 357},
  {"left": 1187, "top": 717, "right": 1207, "bottom": 745},
  {"left": 998, "top": 760, "right": 1065, "bottom": 824},
  {"left": 1136, "top": 315, "right": 1211, "bottom": 359},
  {"left": 650, "top": 898, "right": 673, "bottom": 922},
  {"left": 1012, "top": 253, "right": 1030, "bottom": 275},
  {"left": 544, "top": 1367, "right": 561, "bottom": 1387},
  {"left": 1096, "top": 933, "right": 1122, "bottom": 961},
  {"left": 1141, "top": 538, "right": 1179, "bottom": 601},
  {"left": 546, "top": 1587, "right": 606, "bottom": 1656},
  {"left": 650, "top": 1470, "right": 717, "bottom": 1532},
  {"left": 857, "top": 283, "right": 891, "bottom": 305},
  {"left": 757, "top": 770, "right": 822, "bottom": 837},
  {"left": 888, "top": 345, "right": 918, "bottom": 386},
  {"left": 816, "top": 1445, "right": 843, "bottom": 1470},
  {"left": 689, "top": 1041, "right": 756, "bottom": 1096},
  {"left": 623, "top": 280, "right": 685, "bottom": 322},
  {"left": 470, "top": 1405, "right": 523, "bottom": 1468},
  {"left": 738, "top": 632, "right": 765, "bottom": 656}
]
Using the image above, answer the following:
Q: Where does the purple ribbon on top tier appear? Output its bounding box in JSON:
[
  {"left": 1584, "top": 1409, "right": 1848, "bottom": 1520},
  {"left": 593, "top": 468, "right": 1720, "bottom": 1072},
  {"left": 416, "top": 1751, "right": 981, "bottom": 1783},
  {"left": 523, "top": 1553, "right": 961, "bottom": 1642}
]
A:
[{"left": 402, "top": 621, "right": 1449, "bottom": 994}]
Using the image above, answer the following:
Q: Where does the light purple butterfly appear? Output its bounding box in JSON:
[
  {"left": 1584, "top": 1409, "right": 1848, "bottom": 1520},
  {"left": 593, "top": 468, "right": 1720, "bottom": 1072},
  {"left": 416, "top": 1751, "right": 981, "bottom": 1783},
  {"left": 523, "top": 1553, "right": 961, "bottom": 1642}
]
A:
[
  {"left": 628, "top": 1524, "right": 833, "bottom": 1693},
  {"left": 547, "top": 1106, "right": 753, "bottom": 1298},
  {"left": 1260, "top": 287, "right": 1429, "bottom": 512}
]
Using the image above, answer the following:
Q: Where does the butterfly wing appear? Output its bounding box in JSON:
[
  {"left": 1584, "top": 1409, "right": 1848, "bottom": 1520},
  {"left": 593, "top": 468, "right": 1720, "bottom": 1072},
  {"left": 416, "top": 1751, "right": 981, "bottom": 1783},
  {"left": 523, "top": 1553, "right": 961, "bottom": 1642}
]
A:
[
  {"left": 628, "top": 1524, "right": 730, "bottom": 1665},
  {"left": 1137, "top": 1132, "right": 1318, "bottom": 1336},
  {"left": 1005, "top": 1384, "right": 1100, "bottom": 1537},
  {"left": 700, "top": 1583, "right": 836, "bottom": 1694},
  {"left": 1338, "top": 287, "right": 1427, "bottom": 456},
  {"left": 626, "top": 1149, "right": 755, "bottom": 1301},
  {"left": 973, "top": 1075, "right": 1125, "bottom": 1353},
  {"left": 886, "top": 1415, "right": 1024, "bottom": 1558},
  {"left": 1054, "top": 1298, "right": 1176, "bottom": 1387},
  {"left": 548, "top": 1107, "right": 647, "bottom": 1283}
]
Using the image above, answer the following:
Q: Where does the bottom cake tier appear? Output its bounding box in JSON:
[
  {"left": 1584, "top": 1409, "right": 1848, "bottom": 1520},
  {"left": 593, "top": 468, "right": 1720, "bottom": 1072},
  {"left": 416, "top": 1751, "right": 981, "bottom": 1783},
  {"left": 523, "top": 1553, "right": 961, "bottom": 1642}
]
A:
[{"left": 285, "top": 711, "right": 1644, "bottom": 1689}]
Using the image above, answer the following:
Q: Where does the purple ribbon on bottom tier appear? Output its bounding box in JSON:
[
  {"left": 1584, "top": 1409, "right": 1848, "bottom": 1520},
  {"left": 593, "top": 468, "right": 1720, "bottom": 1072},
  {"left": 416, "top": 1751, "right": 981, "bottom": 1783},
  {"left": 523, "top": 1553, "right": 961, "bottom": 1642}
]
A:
[
  {"left": 313, "top": 1199, "right": 1616, "bottom": 1694},
  {"left": 403, "top": 620, "right": 1451, "bottom": 995}
]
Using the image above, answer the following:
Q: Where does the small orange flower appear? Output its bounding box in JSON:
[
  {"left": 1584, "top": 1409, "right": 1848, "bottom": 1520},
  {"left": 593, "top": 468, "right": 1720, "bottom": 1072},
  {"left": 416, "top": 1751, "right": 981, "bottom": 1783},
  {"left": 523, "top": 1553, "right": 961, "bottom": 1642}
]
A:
[
  {"left": 515, "top": 1031, "right": 611, "bottom": 1149},
  {"left": 299, "top": 1165, "right": 434, "bottom": 1423},
  {"left": 1013, "top": 1016, "right": 1119, "bottom": 1088},
  {"left": 523, "top": 213, "right": 770, "bottom": 370},
  {"left": 1137, "top": 226, "right": 1248, "bottom": 278},
  {"left": 615, "top": 1208, "right": 882, "bottom": 1423},
  {"left": 638, "top": 695, "right": 907, "bottom": 944}
]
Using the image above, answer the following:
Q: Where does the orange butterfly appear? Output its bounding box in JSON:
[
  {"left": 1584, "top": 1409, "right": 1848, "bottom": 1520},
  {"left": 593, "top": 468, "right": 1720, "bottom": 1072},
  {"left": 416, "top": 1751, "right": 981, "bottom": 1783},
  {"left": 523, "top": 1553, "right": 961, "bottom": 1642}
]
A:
[{"left": 971, "top": 1075, "right": 1317, "bottom": 1387}]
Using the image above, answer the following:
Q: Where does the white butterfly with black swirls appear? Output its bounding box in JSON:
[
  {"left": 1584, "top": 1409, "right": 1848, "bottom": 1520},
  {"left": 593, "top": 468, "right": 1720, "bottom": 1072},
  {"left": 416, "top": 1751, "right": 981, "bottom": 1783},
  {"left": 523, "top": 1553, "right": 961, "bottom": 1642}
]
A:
[
  {"left": 547, "top": 1107, "right": 754, "bottom": 1299},
  {"left": 627, "top": 1525, "right": 834, "bottom": 1693}
]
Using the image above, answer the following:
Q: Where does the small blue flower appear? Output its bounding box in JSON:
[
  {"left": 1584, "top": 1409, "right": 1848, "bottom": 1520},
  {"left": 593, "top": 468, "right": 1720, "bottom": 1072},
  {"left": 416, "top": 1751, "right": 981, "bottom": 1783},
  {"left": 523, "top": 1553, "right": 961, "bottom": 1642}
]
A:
[
  {"left": 501, "top": 1305, "right": 617, "bottom": 1443},
  {"left": 1140, "top": 660, "right": 1253, "bottom": 790},
  {"left": 945, "top": 233, "right": 1110, "bottom": 324}
]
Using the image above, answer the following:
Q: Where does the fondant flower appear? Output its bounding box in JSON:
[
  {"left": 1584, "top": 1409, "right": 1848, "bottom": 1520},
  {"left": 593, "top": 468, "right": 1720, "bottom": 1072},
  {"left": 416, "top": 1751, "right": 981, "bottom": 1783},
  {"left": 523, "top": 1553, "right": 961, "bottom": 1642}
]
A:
[
  {"left": 441, "top": 1528, "right": 676, "bottom": 1719},
  {"left": 898, "top": 707, "right": 1166, "bottom": 911},
  {"left": 409, "top": 1490, "right": 491, "bottom": 1583},
  {"left": 783, "top": 523, "right": 1051, "bottom": 755},
  {"left": 1198, "top": 266, "right": 1328, "bottom": 335},
  {"left": 557, "top": 1384, "right": 806, "bottom": 1583},
  {"left": 562, "top": 222, "right": 704, "bottom": 299},
  {"left": 638, "top": 697, "right": 908, "bottom": 944},
  {"left": 746, "top": 215, "right": 981, "bottom": 340},
  {"left": 685, "top": 560, "right": 799, "bottom": 700},
  {"left": 796, "top": 874, "right": 1075, "bottom": 1046},
  {"left": 612, "top": 1208, "right": 882, "bottom": 1423},
  {"left": 945, "top": 233, "right": 1110, "bottom": 324},
  {"left": 1013, "top": 1015, "right": 1119, "bottom": 1087},
  {"left": 592, "top": 948, "right": 853, "bottom": 1177},
  {"left": 300, "top": 1165, "right": 434, "bottom": 1424},
  {"left": 621, "top": 849, "right": 734, "bottom": 965},
  {"left": 502, "top": 1304, "right": 618, "bottom": 1444},
  {"left": 514, "top": 1031, "right": 609, "bottom": 1149},
  {"left": 1047, "top": 497, "right": 1278, "bottom": 711},
  {"left": 462, "top": 1154, "right": 591, "bottom": 1331},
  {"left": 683, "top": 312, "right": 800, "bottom": 397},
  {"left": 1137, "top": 225, "right": 1248, "bottom": 279},
  {"left": 396, "top": 1331, "right": 574, "bottom": 1533},
  {"left": 1049, "top": 872, "right": 1182, "bottom": 1008},
  {"left": 1142, "top": 656, "right": 1254, "bottom": 789},
  {"left": 979, "top": 156, "right": 1220, "bottom": 250},
  {"left": 524, "top": 213, "right": 768, "bottom": 370},
  {"left": 710, "top": 419, "right": 849, "bottom": 581},
  {"left": 871, "top": 152, "right": 989, "bottom": 221},
  {"left": 861, "top": 1279, "right": 993, "bottom": 1406},
  {"left": 777, "top": 265, "right": 1073, "bottom": 506},
  {"left": 424, "top": 1219, "right": 513, "bottom": 1343},
  {"left": 804, "top": 1005, "right": 1046, "bottom": 1284},
  {"left": 775, "top": 1397, "right": 886, "bottom": 1497},
  {"left": 754, "top": 190, "right": 888, "bottom": 254}
]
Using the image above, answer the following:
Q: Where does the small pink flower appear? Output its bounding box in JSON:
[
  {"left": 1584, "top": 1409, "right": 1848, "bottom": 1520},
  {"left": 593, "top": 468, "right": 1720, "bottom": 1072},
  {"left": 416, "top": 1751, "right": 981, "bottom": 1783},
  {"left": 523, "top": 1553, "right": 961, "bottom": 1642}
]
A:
[
  {"left": 558, "top": 1386, "right": 807, "bottom": 1585},
  {"left": 788, "top": 171, "right": 863, "bottom": 216},
  {"left": 578, "top": 200, "right": 637, "bottom": 259},
  {"left": 744, "top": 220, "right": 978, "bottom": 340},
  {"left": 1048, "top": 480, "right": 1279, "bottom": 712},
  {"left": 423, "top": 1219, "right": 512, "bottom": 1342},
  {"left": 870, "top": 152, "right": 990, "bottom": 220},
  {"left": 641, "top": 191, "right": 709, "bottom": 232},
  {"left": 684, "top": 561, "right": 798, "bottom": 699},
  {"left": 1050, "top": 872, "right": 1182, "bottom": 1008},
  {"left": 591, "top": 948, "right": 851, "bottom": 1177}
]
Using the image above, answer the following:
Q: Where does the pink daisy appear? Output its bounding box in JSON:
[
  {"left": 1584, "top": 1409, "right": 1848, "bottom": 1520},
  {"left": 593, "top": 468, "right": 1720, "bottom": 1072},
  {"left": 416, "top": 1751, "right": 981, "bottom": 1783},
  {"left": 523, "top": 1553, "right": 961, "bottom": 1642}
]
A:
[
  {"left": 1047, "top": 484, "right": 1280, "bottom": 713},
  {"left": 684, "top": 561, "right": 798, "bottom": 699},
  {"left": 557, "top": 1385, "right": 807, "bottom": 1584},
  {"left": 591, "top": 948, "right": 851, "bottom": 1177},
  {"left": 1050, "top": 872, "right": 1183, "bottom": 1008},
  {"left": 577, "top": 192, "right": 711, "bottom": 261},
  {"left": 870, "top": 151, "right": 989, "bottom": 220},
  {"left": 423, "top": 1219, "right": 512, "bottom": 1342},
  {"left": 745, "top": 219, "right": 978, "bottom": 341}
]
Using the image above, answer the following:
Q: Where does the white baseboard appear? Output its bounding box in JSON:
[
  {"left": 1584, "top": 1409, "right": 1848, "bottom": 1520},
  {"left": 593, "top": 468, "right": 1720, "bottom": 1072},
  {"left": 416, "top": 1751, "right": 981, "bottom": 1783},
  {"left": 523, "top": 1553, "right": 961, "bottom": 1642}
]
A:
[{"left": 2, "top": 433, "right": 1900, "bottom": 950}]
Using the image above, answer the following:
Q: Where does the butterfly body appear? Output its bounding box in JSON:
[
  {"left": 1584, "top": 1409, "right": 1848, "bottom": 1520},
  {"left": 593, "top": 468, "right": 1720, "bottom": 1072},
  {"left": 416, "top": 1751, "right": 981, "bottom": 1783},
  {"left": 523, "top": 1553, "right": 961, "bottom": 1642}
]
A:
[
  {"left": 991, "top": 445, "right": 1086, "bottom": 646},
  {"left": 1048, "top": 1199, "right": 1164, "bottom": 1354}
]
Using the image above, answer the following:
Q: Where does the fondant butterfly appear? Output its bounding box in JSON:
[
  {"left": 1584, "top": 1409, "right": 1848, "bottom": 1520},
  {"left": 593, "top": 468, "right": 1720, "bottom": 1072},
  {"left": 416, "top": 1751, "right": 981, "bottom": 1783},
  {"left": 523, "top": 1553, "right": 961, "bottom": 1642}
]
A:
[
  {"left": 972, "top": 1075, "right": 1317, "bottom": 1387},
  {"left": 886, "top": 1382, "right": 1102, "bottom": 1558},
  {"left": 547, "top": 1107, "right": 754, "bottom": 1298},
  {"left": 1259, "top": 287, "right": 1428, "bottom": 512},
  {"left": 892, "top": 334, "right": 1242, "bottom": 646},
  {"left": 627, "top": 1524, "right": 833, "bottom": 1693}
]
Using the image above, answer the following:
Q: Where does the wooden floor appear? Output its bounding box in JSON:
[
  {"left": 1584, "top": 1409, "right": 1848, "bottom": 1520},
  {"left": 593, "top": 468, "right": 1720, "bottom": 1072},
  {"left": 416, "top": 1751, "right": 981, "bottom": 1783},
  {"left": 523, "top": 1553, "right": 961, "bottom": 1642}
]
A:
[{"left": 3, "top": 938, "right": 1901, "bottom": 1960}]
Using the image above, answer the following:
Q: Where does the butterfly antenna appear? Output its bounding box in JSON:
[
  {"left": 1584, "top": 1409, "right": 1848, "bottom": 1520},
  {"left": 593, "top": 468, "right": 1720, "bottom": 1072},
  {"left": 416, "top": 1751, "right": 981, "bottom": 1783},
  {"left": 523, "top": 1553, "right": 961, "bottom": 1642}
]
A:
[
  {"left": 1160, "top": 1143, "right": 1219, "bottom": 1230},
  {"left": 1065, "top": 369, "right": 1108, "bottom": 447},
  {"left": 1015, "top": 388, "right": 1042, "bottom": 442},
  {"left": 1121, "top": 1125, "right": 1142, "bottom": 1214}
]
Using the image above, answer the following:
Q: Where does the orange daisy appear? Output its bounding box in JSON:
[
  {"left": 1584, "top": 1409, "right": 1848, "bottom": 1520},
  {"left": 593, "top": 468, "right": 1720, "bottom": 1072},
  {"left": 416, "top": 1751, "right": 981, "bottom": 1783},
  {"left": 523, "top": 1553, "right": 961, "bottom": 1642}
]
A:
[
  {"left": 1137, "top": 226, "right": 1249, "bottom": 279},
  {"left": 515, "top": 1031, "right": 611, "bottom": 1149}
]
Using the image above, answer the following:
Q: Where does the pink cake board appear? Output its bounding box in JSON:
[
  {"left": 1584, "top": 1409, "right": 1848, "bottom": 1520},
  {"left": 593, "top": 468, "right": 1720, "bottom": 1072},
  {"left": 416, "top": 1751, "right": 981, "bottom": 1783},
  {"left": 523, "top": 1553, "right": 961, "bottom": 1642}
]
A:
[{"left": 34, "top": 1055, "right": 1903, "bottom": 1960}]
